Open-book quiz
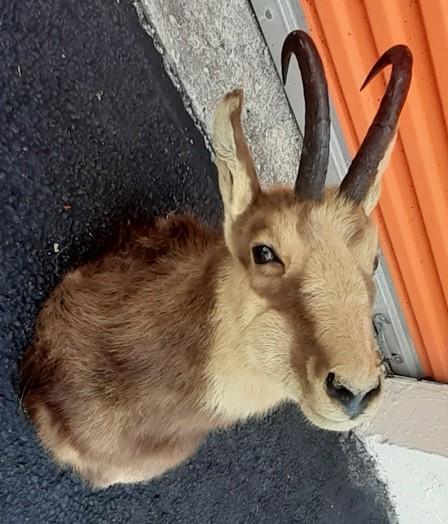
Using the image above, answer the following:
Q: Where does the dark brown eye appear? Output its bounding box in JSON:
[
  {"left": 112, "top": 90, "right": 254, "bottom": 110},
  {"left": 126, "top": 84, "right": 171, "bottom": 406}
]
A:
[{"left": 252, "top": 245, "right": 279, "bottom": 265}]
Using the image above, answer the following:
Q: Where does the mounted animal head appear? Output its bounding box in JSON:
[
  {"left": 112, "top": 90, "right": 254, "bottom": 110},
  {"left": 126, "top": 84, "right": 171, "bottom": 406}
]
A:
[{"left": 212, "top": 31, "right": 412, "bottom": 431}]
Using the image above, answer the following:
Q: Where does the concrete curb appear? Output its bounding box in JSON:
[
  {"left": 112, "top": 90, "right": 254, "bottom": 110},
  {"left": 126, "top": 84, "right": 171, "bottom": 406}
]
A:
[
  {"left": 135, "top": 0, "right": 302, "bottom": 188},
  {"left": 357, "top": 377, "right": 448, "bottom": 523}
]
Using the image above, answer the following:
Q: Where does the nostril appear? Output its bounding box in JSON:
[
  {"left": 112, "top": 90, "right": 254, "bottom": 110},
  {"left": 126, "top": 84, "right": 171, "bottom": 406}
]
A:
[
  {"left": 326, "top": 373, "right": 382, "bottom": 418},
  {"left": 325, "top": 372, "right": 354, "bottom": 406}
]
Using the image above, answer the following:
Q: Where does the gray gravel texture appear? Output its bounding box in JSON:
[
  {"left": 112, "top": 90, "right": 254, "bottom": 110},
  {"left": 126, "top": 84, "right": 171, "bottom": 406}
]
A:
[{"left": 137, "top": 0, "right": 302, "bottom": 187}]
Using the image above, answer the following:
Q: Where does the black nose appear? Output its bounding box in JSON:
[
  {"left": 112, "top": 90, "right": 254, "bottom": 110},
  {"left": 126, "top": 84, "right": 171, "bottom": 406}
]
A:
[{"left": 326, "top": 372, "right": 381, "bottom": 419}]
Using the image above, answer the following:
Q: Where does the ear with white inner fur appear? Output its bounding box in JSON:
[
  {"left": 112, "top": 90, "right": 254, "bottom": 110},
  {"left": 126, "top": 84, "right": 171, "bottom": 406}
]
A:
[
  {"left": 213, "top": 89, "right": 260, "bottom": 230},
  {"left": 362, "top": 132, "right": 396, "bottom": 216}
]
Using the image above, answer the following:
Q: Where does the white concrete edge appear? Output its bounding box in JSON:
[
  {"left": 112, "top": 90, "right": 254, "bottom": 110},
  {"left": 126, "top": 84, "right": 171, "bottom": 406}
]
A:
[
  {"left": 356, "top": 376, "right": 448, "bottom": 523},
  {"left": 356, "top": 376, "right": 448, "bottom": 459},
  {"left": 361, "top": 435, "right": 448, "bottom": 524}
]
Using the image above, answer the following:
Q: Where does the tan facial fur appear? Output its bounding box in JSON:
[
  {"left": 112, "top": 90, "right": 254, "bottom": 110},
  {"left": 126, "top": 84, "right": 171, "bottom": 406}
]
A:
[{"left": 207, "top": 89, "right": 387, "bottom": 431}]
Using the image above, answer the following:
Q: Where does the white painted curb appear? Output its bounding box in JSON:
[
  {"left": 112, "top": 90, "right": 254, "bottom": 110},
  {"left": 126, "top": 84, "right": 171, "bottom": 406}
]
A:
[{"left": 357, "top": 377, "right": 448, "bottom": 523}]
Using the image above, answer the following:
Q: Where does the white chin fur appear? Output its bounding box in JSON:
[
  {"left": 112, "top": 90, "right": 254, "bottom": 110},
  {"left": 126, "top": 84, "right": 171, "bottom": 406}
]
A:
[{"left": 300, "top": 404, "right": 364, "bottom": 432}]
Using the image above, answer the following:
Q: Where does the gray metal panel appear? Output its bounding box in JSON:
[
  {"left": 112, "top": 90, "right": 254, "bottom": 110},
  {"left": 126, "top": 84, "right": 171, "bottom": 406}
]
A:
[{"left": 250, "top": 0, "right": 423, "bottom": 378}]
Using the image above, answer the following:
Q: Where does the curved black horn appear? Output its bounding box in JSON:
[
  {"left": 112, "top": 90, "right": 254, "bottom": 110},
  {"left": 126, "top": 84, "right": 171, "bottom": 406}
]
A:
[
  {"left": 281, "top": 30, "right": 330, "bottom": 201},
  {"left": 339, "top": 45, "right": 413, "bottom": 202}
]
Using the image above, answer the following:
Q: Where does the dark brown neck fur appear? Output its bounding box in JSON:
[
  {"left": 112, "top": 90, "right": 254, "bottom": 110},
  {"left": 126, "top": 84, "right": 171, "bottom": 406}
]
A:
[{"left": 20, "top": 213, "right": 229, "bottom": 486}]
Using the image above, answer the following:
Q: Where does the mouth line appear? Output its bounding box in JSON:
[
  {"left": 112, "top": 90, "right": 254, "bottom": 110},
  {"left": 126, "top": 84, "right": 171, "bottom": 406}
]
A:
[{"left": 304, "top": 404, "right": 360, "bottom": 428}]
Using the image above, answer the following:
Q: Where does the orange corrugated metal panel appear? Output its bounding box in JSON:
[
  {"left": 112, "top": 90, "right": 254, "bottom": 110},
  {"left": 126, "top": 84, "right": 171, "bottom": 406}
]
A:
[{"left": 300, "top": 0, "right": 448, "bottom": 382}]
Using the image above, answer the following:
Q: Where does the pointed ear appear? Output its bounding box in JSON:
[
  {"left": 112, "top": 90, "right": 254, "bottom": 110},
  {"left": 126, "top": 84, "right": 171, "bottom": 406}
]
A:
[
  {"left": 213, "top": 89, "right": 260, "bottom": 224},
  {"left": 362, "top": 133, "right": 396, "bottom": 216}
]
